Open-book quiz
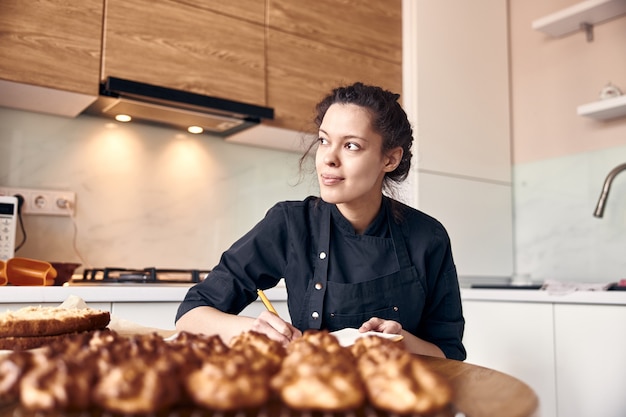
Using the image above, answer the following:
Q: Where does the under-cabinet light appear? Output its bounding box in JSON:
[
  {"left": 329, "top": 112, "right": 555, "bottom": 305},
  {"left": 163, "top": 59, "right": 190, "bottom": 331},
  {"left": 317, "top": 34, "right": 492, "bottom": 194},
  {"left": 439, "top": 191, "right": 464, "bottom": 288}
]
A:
[
  {"left": 115, "top": 114, "right": 132, "bottom": 122},
  {"left": 187, "top": 126, "right": 204, "bottom": 134}
]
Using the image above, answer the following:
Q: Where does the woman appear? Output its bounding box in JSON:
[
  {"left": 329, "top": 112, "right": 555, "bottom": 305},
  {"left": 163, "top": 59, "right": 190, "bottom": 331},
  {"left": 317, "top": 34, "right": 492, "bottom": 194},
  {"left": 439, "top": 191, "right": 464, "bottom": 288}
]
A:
[{"left": 176, "top": 83, "right": 466, "bottom": 361}]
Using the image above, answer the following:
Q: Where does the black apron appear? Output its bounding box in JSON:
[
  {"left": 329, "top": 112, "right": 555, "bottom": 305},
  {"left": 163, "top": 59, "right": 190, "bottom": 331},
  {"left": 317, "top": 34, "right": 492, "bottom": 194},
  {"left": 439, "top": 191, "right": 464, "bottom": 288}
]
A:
[{"left": 295, "top": 203, "right": 426, "bottom": 332}]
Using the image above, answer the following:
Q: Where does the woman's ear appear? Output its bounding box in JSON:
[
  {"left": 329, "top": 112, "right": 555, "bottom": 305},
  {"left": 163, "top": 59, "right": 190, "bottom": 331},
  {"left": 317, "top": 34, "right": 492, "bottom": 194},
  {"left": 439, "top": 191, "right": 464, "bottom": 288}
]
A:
[{"left": 383, "top": 147, "right": 403, "bottom": 172}]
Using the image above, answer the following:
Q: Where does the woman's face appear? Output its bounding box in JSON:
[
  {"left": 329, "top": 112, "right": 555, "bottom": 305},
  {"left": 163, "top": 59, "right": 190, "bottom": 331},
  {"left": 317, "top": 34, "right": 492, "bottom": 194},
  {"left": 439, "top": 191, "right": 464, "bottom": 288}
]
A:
[{"left": 316, "top": 103, "right": 398, "bottom": 210}]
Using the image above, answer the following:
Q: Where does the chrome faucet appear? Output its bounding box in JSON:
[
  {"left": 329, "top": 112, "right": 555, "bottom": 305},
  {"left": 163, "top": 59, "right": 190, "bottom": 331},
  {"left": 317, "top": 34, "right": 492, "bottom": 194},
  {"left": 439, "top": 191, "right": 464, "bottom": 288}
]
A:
[{"left": 593, "top": 163, "right": 626, "bottom": 217}]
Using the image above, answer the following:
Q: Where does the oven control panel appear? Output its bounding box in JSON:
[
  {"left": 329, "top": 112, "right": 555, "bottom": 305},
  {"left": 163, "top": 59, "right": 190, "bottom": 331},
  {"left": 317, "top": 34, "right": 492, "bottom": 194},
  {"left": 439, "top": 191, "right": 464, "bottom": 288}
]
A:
[{"left": 0, "top": 196, "right": 18, "bottom": 261}]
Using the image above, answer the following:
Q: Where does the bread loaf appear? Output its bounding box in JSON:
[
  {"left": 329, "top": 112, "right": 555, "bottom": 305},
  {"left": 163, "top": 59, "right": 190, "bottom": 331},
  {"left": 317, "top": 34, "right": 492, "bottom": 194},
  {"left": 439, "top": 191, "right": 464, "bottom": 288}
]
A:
[{"left": 0, "top": 306, "right": 110, "bottom": 344}]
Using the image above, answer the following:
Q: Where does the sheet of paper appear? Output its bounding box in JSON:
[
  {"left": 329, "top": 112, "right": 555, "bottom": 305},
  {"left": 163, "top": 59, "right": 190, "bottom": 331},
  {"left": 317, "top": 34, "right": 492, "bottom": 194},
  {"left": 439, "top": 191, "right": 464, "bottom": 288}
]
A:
[{"left": 330, "top": 327, "right": 403, "bottom": 347}]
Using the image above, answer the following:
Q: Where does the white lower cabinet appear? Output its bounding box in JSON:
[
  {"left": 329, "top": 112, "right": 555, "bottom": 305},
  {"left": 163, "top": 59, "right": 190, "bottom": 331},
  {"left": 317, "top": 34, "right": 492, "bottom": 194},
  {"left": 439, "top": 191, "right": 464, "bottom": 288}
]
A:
[
  {"left": 110, "top": 302, "right": 180, "bottom": 329},
  {"left": 0, "top": 301, "right": 177, "bottom": 330},
  {"left": 0, "top": 300, "right": 290, "bottom": 334},
  {"left": 462, "top": 300, "right": 557, "bottom": 417},
  {"left": 239, "top": 300, "right": 290, "bottom": 321},
  {"left": 554, "top": 304, "right": 626, "bottom": 417},
  {"left": 463, "top": 300, "right": 626, "bottom": 417},
  {"left": 110, "top": 300, "right": 291, "bottom": 330}
]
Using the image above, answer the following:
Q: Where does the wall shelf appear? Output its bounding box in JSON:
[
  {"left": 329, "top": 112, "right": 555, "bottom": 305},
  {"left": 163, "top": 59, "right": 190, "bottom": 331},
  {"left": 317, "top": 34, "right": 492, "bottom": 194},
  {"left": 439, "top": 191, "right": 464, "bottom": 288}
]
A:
[
  {"left": 577, "top": 94, "right": 626, "bottom": 120},
  {"left": 532, "top": 0, "right": 626, "bottom": 38}
]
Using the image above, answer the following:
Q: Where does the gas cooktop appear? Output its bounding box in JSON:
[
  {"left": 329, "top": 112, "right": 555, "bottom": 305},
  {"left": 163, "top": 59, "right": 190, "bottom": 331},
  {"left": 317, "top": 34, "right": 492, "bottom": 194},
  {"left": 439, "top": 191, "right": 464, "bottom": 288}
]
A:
[{"left": 70, "top": 267, "right": 210, "bottom": 285}]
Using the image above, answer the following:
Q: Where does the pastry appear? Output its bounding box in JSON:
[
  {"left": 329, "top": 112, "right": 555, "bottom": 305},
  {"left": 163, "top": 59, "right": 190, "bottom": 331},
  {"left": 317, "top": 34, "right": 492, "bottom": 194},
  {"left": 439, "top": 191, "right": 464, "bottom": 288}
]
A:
[
  {"left": 271, "top": 330, "right": 365, "bottom": 411},
  {"left": 352, "top": 335, "right": 453, "bottom": 414}
]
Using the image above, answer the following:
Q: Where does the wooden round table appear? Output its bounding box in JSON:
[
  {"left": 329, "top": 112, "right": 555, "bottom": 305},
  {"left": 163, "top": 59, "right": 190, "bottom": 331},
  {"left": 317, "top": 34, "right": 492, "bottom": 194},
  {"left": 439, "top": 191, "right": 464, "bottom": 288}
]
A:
[{"left": 419, "top": 355, "right": 539, "bottom": 417}]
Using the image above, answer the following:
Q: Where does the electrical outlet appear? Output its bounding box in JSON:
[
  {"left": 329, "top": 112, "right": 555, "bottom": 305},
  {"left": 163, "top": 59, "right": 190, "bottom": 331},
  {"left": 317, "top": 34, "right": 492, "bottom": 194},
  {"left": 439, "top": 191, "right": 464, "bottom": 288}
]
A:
[{"left": 0, "top": 187, "right": 76, "bottom": 216}]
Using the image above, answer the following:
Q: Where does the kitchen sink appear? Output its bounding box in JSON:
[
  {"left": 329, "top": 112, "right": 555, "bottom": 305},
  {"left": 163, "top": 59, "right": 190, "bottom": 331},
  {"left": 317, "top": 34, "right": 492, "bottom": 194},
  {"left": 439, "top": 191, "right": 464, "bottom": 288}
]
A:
[
  {"left": 470, "top": 284, "right": 543, "bottom": 290},
  {"left": 470, "top": 283, "right": 626, "bottom": 291}
]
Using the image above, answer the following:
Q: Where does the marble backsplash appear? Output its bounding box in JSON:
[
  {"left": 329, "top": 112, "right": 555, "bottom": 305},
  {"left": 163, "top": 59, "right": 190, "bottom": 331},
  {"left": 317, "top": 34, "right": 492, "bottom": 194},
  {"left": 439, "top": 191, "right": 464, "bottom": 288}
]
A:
[
  {"left": 513, "top": 145, "right": 626, "bottom": 283},
  {"left": 0, "top": 108, "right": 316, "bottom": 270}
]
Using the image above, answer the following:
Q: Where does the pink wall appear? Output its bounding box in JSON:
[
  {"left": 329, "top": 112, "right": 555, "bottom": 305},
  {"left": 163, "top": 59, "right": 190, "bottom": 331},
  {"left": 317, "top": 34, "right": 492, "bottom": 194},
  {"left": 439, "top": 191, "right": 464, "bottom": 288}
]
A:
[{"left": 510, "top": 0, "right": 626, "bottom": 164}]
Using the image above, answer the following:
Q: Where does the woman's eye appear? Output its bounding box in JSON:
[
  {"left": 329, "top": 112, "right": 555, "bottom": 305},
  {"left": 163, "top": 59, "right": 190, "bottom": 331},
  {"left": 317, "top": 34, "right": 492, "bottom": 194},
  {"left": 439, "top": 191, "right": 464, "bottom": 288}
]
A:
[
  {"left": 318, "top": 137, "right": 328, "bottom": 145},
  {"left": 345, "top": 142, "right": 360, "bottom": 151}
]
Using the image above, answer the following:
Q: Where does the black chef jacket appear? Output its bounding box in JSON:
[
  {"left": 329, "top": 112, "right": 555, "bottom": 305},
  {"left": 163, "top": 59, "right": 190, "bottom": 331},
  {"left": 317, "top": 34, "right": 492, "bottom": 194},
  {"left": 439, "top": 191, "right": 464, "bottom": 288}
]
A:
[{"left": 176, "top": 196, "right": 466, "bottom": 360}]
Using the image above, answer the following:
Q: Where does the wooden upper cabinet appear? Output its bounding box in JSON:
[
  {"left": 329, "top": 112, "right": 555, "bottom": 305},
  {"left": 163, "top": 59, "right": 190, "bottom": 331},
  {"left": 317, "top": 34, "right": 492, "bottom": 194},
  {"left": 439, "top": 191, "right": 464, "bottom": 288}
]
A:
[
  {"left": 102, "top": 0, "right": 267, "bottom": 107},
  {"left": 0, "top": 0, "right": 103, "bottom": 95},
  {"left": 266, "top": 0, "right": 402, "bottom": 132},
  {"left": 197, "top": 1, "right": 265, "bottom": 25},
  {"left": 268, "top": 0, "right": 402, "bottom": 64}
]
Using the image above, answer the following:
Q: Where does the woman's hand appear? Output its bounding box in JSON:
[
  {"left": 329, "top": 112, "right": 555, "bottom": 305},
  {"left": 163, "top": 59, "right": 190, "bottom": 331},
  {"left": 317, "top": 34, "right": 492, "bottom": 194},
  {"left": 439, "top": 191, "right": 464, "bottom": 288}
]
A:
[
  {"left": 359, "top": 317, "right": 402, "bottom": 334},
  {"left": 358, "top": 317, "right": 445, "bottom": 358},
  {"left": 250, "top": 310, "right": 302, "bottom": 346}
]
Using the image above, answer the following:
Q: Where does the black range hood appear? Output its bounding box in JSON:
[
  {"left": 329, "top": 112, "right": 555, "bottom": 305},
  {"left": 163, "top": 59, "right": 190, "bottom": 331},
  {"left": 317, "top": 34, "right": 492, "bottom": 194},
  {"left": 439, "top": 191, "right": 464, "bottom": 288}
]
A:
[{"left": 84, "top": 77, "right": 274, "bottom": 137}]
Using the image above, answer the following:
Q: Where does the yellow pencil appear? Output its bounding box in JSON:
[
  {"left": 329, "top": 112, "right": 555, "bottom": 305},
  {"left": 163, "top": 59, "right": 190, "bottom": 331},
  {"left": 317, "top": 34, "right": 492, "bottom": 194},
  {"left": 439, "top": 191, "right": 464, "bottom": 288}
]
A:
[{"left": 257, "top": 289, "right": 278, "bottom": 315}]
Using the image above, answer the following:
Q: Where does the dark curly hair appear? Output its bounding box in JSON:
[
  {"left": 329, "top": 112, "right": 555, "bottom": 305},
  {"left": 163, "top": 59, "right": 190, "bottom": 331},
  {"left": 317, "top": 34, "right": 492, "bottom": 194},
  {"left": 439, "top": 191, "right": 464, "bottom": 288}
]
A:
[{"left": 299, "top": 82, "right": 413, "bottom": 193}]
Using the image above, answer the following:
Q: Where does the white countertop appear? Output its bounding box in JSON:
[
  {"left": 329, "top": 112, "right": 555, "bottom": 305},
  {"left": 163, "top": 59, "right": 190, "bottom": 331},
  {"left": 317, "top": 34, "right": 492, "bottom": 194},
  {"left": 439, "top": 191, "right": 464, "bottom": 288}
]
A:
[
  {"left": 461, "top": 288, "right": 626, "bottom": 305},
  {"left": 1, "top": 284, "right": 623, "bottom": 306},
  {"left": 0, "top": 283, "right": 290, "bottom": 304}
]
